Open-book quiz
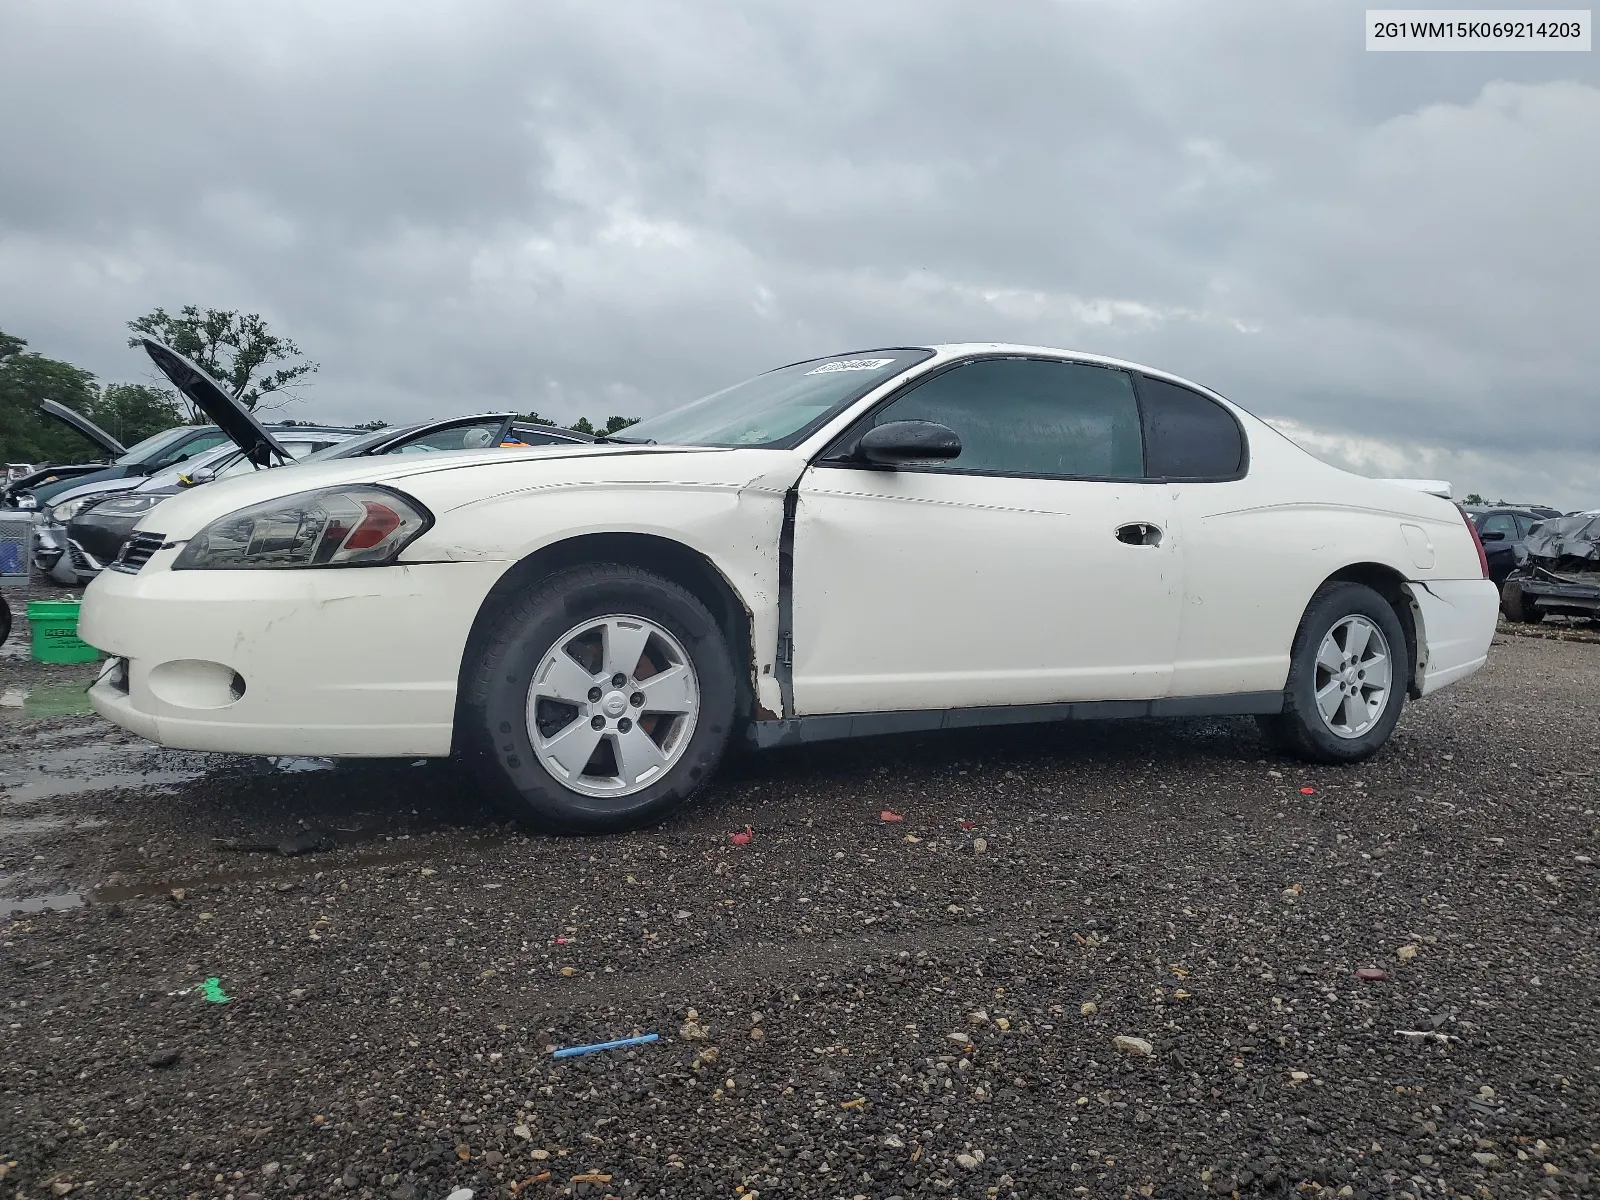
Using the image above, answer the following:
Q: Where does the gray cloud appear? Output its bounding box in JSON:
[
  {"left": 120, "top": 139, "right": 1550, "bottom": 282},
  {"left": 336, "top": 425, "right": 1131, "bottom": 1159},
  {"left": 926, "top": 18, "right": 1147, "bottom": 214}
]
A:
[{"left": 1, "top": 0, "right": 1596, "bottom": 505}]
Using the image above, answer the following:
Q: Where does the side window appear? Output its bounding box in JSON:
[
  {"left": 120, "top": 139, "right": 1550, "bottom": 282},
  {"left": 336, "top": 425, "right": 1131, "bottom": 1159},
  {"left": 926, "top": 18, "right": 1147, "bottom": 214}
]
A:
[
  {"left": 866, "top": 358, "right": 1143, "bottom": 479},
  {"left": 385, "top": 421, "right": 507, "bottom": 454},
  {"left": 151, "top": 430, "right": 229, "bottom": 469},
  {"left": 1479, "top": 513, "right": 1517, "bottom": 539},
  {"left": 508, "top": 429, "right": 574, "bottom": 446},
  {"left": 1138, "top": 376, "right": 1246, "bottom": 480}
]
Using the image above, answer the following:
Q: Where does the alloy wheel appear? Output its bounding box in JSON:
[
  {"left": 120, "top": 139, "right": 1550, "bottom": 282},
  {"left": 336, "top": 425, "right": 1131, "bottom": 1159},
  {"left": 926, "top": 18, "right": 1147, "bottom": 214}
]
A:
[
  {"left": 526, "top": 614, "right": 700, "bottom": 799},
  {"left": 1313, "top": 614, "right": 1392, "bottom": 739}
]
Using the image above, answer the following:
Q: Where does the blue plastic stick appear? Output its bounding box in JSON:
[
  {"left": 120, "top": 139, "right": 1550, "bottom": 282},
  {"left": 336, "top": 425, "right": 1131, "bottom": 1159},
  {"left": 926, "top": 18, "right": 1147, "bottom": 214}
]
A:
[{"left": 552, "top": 1033, "right": 659, "bottom": 1059}]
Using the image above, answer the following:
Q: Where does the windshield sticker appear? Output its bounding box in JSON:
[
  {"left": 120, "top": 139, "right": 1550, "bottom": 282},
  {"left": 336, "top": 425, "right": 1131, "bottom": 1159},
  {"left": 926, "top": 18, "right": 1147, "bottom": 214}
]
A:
[{"left": 805, "top": 358, "right": 896, "bottom": 375}]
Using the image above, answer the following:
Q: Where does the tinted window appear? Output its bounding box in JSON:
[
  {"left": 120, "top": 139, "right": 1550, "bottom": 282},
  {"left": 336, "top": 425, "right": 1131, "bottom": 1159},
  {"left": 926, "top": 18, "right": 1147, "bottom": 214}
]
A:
[
  {"left": 866, "top": 358, "right": 1143, "bottom": 479},
  {"left": 148, "top": 432, "right": 228, "bottom": 470},
  {"left": 1479, "top": 513, "right": 1517, "bottom": 539},
  {"left": 147, "top": 429, "right": 230, "bottom": 469},
  {"left": 507, "top": 428, "right": 577, "bottom": 446},
  {"left": 1138, "top": 376, "right": 1245, "bottom": 480}
]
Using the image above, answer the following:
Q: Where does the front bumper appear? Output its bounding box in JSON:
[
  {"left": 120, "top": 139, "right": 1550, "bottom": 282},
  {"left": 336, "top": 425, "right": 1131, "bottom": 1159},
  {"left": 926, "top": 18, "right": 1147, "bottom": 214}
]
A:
[
  {"left": 79, "top": 557, "right": 509, "bottom": 757},
  {"left": 1514, "top": 572, "right": 1600, "bottom": 616}
]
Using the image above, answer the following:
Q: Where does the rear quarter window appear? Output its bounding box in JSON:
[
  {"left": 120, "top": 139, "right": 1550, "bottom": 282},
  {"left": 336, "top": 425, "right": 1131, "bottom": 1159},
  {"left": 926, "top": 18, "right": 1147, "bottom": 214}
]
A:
[{"left": 1138, "top": 376, "right": 1247, "bottom": 481}]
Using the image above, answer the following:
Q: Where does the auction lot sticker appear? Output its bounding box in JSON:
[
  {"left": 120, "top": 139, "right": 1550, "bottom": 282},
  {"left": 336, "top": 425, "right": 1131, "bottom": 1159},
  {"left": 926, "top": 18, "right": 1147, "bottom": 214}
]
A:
[{"left": 1367, "top": 9, "right": 1590, "bottom": 49}]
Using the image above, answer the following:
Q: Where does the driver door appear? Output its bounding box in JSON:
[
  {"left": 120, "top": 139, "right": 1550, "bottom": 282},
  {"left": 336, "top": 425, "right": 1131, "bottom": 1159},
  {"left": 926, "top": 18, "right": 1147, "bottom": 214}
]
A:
[{"left": 789, "top": 356, "right": 1182, "bottom": 716}]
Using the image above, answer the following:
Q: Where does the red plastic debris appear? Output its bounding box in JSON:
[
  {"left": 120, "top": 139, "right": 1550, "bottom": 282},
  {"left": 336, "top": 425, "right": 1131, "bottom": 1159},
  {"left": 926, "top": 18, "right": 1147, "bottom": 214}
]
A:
[
  {"left": 554, "top": 937, "right": 569, "bottom": 944},
  {"left": 730, "top": 825, "right": 754, "bottom": 846},
  {"left": 958, "top": 820, "right": 976, "bottom": 830},
  {"left": 880, "top": 810, "right": 905, "bottom": 823},
  {"left": 1301, "top": 786, "right": 1316, "bottom": 795},
  {"left": 1355, "top": 967, "right": 1389, "bottom": 982}
]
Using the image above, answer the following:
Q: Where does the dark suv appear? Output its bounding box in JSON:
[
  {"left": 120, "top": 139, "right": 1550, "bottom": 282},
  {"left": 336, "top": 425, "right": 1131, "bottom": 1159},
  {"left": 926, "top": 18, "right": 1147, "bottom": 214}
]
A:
[{"left": 1464, "top": 506, "right": 1547, "bottom": 588}]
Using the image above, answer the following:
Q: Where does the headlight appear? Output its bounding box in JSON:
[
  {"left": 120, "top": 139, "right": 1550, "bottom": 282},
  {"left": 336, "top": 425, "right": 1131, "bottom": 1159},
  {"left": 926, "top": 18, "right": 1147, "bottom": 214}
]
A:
[
  {"left": 48, "top": 492, "right": 115, "bottom": 523},
  {"left": 84, "top": 493, "right": 167, "bottom": 519},
  {"left": 173, "top": 485, "right": 432, "bottom": 571}
]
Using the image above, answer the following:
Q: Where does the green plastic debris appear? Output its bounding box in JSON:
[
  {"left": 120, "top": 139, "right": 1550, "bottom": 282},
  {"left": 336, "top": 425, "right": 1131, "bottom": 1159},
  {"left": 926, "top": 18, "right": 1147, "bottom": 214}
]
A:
[{"left": 200, "top": 977, "right": 231, "bottom": 1004}]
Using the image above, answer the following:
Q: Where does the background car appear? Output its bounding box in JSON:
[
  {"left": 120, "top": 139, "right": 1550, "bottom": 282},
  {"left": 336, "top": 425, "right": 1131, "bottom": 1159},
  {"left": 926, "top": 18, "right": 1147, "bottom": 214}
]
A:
[
  {"left": 70, "top": 413, "right": 598, "bottom": 576},
  {"left": 0, "top": 401, "right": 131, "bottom": 507},
  {"left": 60, "top": 429, "right": 359, "bottom": 581},
  {"left": 1462, "top": 505, "right": 1547, "bottom": 588}
]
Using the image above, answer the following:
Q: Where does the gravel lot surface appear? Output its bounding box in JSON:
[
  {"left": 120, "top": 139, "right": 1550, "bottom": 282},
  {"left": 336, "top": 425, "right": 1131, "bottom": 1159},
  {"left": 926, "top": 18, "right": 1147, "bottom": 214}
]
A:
[{"left": 1, "top": 623, "right": 1597, "bottom": 1200}]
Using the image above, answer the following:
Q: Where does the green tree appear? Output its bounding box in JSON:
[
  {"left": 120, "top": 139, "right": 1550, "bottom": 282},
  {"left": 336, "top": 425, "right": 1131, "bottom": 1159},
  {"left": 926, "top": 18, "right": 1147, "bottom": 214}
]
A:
[
  {"left": 1464, "top": 492, "right": 1485, "bottom": 505},
  {"left": 94, "top": 383, "right": 185, "bottom": 446},
  {"left": 0, "top": 328, "right": 105, "bottom": 464},
  {"left": 127, "top": 306, "right": 318, "bottom": 413},
  {"left": 522, "top": 412, "right": 639, "bottom": 436}
]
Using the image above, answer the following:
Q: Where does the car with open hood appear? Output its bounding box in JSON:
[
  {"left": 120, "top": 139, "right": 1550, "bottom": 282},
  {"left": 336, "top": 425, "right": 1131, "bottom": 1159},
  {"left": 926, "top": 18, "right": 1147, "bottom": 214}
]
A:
[
  {"left": 0, "top": 401, "right": 134, "bottom": 508},
  {"left": 63, "top": 413, "right": 596, "bottom": 580},
  {"left": 29, "top": 338, "right": 366, "bottom": 582},
  {"left": 79, "top": 343, "right": 1501, "bottom": 834}
]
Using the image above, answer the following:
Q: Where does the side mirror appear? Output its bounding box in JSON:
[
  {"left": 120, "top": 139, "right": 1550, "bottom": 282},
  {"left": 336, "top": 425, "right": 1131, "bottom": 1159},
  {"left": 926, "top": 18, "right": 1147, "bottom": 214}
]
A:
[
  {"left": 179, "top": 468, "right": 216, "bottom": 487},
  {"left": 1479, "top": 530, "right": 1506, "bottom": 543},
  {"left": 856, "top": 420, "right": 961, "bottom": 467}
]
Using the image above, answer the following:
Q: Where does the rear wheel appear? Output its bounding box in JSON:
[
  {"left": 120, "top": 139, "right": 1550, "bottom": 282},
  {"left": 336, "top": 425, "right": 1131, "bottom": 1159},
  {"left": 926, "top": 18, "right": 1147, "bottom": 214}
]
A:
[
  {"left": 1501, "top": 579, "right": 1543, "bottom": 624},
  {"left": 1257, "top": 582, "right": 1409, "bottom": 764},
  {"left": 461, "top": 564, "right": 737, "bottom": 833}
]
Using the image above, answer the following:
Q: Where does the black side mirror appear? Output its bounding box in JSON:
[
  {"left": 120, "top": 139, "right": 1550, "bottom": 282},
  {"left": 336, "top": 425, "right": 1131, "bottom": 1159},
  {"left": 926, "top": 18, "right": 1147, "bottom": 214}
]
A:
[
  {"left": 1479, "top": 530, "right": 1506, "bottom": 543},
  {"left": 856, "top": 420, "right": 961, "bottom": 467}
]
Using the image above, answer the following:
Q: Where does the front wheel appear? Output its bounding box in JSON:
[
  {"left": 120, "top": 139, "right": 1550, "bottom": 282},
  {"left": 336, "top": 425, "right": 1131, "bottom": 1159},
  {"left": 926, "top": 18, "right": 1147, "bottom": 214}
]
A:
[
  {"left": 1501, "top": 579, "right": 1543, "bottom": 624},
  {"left": 461, "top": 564, "right": 737, "bottom": 833},
  {"left": 1257, "top": 582, "right": 1409, "bottom": 764}
]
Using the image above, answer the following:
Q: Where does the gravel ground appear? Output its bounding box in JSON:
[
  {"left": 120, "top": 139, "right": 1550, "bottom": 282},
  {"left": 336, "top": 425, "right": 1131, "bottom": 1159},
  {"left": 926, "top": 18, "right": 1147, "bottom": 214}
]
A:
[{"left": 1, "top": 624, "right": 1597, "bottom": 1200}]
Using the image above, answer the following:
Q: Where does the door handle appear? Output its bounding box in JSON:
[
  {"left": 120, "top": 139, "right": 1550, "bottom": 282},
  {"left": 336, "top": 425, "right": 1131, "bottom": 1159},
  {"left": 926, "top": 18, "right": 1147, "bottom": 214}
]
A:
[{"left": 1115, "top": 522, "right": 1163, "bottom": 547}]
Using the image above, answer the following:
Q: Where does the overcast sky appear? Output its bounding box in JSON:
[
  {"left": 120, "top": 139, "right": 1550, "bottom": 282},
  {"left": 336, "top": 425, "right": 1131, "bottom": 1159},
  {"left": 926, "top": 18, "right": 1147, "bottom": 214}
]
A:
[{"left": 1, "top": 0, "right": 1596, "bottom": 505}]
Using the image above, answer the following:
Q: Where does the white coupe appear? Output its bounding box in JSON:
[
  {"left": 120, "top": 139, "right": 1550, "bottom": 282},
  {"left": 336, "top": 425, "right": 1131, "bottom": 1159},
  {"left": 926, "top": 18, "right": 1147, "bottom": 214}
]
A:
[{"left": 81, "top": 343, "right": 1500, "bottom": 831}]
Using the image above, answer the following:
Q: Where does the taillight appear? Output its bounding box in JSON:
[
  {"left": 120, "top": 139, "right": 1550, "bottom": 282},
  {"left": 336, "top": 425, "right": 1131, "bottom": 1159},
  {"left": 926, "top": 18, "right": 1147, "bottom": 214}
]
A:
[{"left": 1458, "top": 506, "right": 1489, "bottom": 579}]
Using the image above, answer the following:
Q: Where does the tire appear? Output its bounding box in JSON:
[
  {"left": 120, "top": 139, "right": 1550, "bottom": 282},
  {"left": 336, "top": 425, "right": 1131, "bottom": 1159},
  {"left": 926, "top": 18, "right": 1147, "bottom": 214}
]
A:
[
  {"left": 1256, "top": 582, "right": 1410, "bottom": 764},
  {"left": 1501, "top": 579, "right": 1543, "bottom": 624},
  {"left": 0, "top": 596, "right": 10, "bottom": 647},
  {"left": 460, "top": 563, "right": 738, "bottom": 833}
]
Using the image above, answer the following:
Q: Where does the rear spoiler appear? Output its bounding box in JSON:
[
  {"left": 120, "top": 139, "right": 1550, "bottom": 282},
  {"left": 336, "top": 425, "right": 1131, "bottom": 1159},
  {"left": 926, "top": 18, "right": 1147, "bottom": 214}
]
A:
[{"left": 1376, "top": 478, "right": 1453, "bottom": 500}]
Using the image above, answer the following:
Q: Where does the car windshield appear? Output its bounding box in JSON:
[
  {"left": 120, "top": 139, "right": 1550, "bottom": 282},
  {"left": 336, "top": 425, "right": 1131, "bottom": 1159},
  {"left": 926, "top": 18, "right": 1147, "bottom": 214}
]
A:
[
  {"left": 113, "top": 426, "right": 201, "bottom": 465},
  {"left": 620, "top": 349, "right": 934, "bottom": 449},
  {"left": 140, "top": 442, "right": 242, "bottom": 489}
]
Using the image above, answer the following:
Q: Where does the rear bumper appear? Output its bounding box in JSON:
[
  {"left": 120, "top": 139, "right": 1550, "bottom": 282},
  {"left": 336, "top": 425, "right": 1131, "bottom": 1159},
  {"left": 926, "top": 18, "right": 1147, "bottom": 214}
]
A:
[
  {"left": 79, "top": 558, "right": 508, "bottom": 757},
  {"left": 1408, "top": 578, "right": 1500, "bottom": 696}
]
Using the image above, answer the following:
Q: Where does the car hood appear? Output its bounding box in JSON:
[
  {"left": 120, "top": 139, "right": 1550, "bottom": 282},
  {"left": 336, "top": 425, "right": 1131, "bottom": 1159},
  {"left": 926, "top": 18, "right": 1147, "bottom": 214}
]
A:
[
  {"left": 28, "top": 464, "right": 140, "bottom": 509},
  {"left": 39, "top": 400, "right": 127, "bottom": 458},
  {"left": 140, "top": 339, "right": 291, "bottom": 467},
  {"left": 126, "top": 443, "right": 800, "bottom": 540},
  {"left": 38, "top": 473, "right": 144, "bottom": 513},
  {"left": 1522, "top": 511, "right": 1600, "bottom": 569}
]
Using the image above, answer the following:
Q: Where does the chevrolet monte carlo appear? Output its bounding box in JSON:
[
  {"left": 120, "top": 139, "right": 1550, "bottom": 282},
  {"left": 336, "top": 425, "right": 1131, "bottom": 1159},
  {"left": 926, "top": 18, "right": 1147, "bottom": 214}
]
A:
[{"left": 80, "top": 344, "right": 1500, "bottom": 831}]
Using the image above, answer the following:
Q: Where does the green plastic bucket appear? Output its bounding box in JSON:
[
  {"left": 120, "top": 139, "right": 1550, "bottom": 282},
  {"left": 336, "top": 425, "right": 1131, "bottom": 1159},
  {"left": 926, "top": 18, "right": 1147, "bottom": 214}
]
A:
[{"left": 27, "top": 599, "right": 100, "bottom": 664}]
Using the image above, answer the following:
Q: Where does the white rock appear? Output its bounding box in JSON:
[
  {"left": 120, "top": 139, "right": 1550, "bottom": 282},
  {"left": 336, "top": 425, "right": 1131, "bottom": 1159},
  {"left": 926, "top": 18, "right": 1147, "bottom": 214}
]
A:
[
  {"left": 447, "top": 1190, "right": 476, "bottom": 1200},
  {"left": 955, "top": 1153, "right": 980, "bottom": 1171},
  {"left": 1113, "top": 1035, "right": 1154, "bottom": 1056}
]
